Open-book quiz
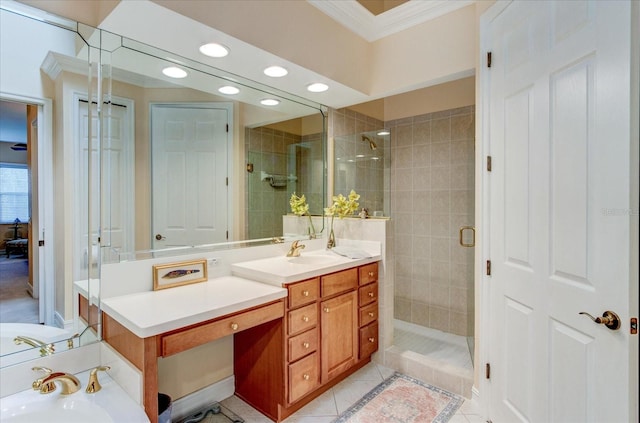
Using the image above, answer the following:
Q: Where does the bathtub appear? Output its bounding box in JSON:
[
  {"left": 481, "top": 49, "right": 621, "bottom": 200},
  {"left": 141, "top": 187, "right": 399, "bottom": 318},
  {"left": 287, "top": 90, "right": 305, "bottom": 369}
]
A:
[{"left": 0, "top": 323, "right": 73, "bottom": 366}]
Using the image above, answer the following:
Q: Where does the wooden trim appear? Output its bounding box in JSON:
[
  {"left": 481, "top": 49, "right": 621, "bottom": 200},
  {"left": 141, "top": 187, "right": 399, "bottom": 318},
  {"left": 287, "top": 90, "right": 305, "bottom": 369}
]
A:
[{"left": 102, "top": 312, "right": 145, "bottom": 370}]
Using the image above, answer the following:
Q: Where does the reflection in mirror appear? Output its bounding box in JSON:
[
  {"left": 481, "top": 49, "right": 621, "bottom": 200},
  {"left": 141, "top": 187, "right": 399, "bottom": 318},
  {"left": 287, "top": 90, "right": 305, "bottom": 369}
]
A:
[
  {"left": 333, "top": 110, "right": 391, "bottom": 217},
  {"left": 0, "top": 3, "right": 101, "bottom": 367},
  {"left": 246, "top": 116, "right": 325, "bottom": 239},
  {"left": 93, "top": 30, "right": 326, "bottom": 261}
]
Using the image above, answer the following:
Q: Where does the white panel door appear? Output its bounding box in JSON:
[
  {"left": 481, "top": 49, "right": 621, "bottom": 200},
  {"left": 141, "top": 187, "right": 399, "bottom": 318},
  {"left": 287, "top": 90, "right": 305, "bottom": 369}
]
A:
[
  {"left": 76, "top": 100, "right": 133, "bottom": 279},
  {"left": 151, "top": 104, "right": 229, "bottom": 248},
  {"left": 483, "top": 2, "right": 636, "bottom": 422}
]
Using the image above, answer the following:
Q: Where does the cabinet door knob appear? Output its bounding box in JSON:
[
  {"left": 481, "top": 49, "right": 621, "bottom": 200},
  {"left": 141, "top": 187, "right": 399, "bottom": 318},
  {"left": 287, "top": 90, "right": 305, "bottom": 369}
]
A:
[
  {"left": 303, "top": 342, "right": 310, "bottom": 349},
  {"left": 368, "top": 312, "right": 375, "bottom": 317},
  {"left": 303, "top": 374, "right": 310, "bottom": 380},
  {"left": 302, "top": 316, "right": 309, "bottom": 322},
  {"left": 368, "top": 337, "right": 375, "bottom": 343},
  {"left": 302, "top": 290, "right": 309, "bottom": 297},
  {"left": 368, "top": 292, "right": 374, "bottom": 297},
  {"left": 323, "top": 307, "right": 330, "bottom": 313},
  {"left": 368, "top": 271, "right": 374, "bottom": 277},
  {"left": 230, "top": 323, "right": 239, "bottom": 331}
]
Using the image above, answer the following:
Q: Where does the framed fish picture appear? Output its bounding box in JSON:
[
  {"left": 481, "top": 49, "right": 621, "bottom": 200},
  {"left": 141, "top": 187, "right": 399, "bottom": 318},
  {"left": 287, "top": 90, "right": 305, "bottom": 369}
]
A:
[{"left": 152, "top": 259, "right": 208, "bottom": 290}]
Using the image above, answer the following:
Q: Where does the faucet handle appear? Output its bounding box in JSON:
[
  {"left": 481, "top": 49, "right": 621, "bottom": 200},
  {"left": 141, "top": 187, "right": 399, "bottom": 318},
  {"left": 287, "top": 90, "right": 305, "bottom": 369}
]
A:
[
  {"left": 86, "top": 366, "right": 110, "bottom": 393},
  {"left": 32, "top": 366, "right": 55, "bottom": 393}
]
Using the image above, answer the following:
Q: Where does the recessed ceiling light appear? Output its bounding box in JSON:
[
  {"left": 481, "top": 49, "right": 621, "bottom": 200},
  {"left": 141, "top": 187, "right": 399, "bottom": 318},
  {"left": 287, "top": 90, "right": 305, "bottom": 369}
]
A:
[
  {"left": 260, "top": 98, "right": 280, "bottom": 106},
  {"left": 199, "top": 43, "right": 229, "bottom": 58},
  {"left": 356, "top": 154, "right": 365, "bottom": 158},
  {"left": 264, "top": 66, "right": 288, "bottom": 77},
  {"left": 162, "top": 66, "right": 187, "bottom": 78},
  {"left": 372, "top": 157, "right": 380, "bottom": 161},
  {"left": 347, "top": 159, "right": 355, "bottom": 162},
  {"left": 218, "top": 86, "right": 240, "bottom": 95},
  {"left": 307, "top": 83, "right": 329, "bottom": 92},
  {"left": 377, "top": 130, "right": 390, "bottom": 136}
]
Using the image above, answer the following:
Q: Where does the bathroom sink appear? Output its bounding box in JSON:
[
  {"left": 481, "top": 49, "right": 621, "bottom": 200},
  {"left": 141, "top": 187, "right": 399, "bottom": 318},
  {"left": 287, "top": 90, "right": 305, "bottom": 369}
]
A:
[
  {"left": 1, "top": 401, "right": 112, "bottom": 422},
  {"left": 232, "top": 248, "right": 377, "bottom": 285},
  {"left": 0, "top": 369, "right": 149, "bottom": 423},
  {"left": 286, "top": 254, "right": 336, "bottom": 265}
]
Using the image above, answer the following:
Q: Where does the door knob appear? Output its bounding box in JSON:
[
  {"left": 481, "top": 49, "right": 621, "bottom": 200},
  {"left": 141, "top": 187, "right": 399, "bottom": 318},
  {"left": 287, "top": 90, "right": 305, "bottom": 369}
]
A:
[
  {"left": 155, "top": 234, "right": 166, "bottom": 241},
  {"left": 579, "top": 310, "right": 621, "bottom": 330}
]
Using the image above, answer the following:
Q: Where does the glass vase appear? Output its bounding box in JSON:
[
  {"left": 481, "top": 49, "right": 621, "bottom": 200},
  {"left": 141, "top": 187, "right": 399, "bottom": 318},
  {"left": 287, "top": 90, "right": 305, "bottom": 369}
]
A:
[
  {"left": 307, "top": 215, "right": 317, "bottom": 239},
  {"left": 327, "top": 219, "right": 335, "bottom": 249}
]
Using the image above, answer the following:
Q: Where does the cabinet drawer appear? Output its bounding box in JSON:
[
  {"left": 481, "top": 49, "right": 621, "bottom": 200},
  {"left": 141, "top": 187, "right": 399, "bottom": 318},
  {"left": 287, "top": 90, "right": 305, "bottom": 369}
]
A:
[
  {"left": 359, "top": 302, "right": 378, "bottom": 327},
  {"left": 288, "top": 303, "right": 317, "bottom": 336},
  {"left": 288, "top": 352, "right": 320, "bottom": 403},
  {"left": 288, "top": 278, "right": 319, "bottom": 309},
  {"left": 161, "top": 300, "right": 284, "bottom": 357},
  {"left": 321, "top": 268, "right": 357, "bottom": 298},
  {"left": 288, "top": 327, "right": 318, "bottom": 362},
  {"left": 358, "top": 283, "right": 378, "bottom": 307},
  {"left": 359, "top": 263, "right": 378, "bottom": 286},
  {"left": 359, "top": 321, "right": 379, "bottom": 359}
]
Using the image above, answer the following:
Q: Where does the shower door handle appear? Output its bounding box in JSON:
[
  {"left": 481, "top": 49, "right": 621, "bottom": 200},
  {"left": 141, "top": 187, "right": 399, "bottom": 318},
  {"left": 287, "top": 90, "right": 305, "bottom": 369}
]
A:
[{"left": 459, "top": 226, "right": 475, "bottom": 247}]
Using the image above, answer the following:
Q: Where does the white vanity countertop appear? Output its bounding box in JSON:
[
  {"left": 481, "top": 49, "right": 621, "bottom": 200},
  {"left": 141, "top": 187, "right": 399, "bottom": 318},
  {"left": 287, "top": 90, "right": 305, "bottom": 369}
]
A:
[
  {"left": 231, "top": 246, "right": 381, "bottom": 286},
  {"left": 100, "top": 276, "right": 287, "bottom": 338}
]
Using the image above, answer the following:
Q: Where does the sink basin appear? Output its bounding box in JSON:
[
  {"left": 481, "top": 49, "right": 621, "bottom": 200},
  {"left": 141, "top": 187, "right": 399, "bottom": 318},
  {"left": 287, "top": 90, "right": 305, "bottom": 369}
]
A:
[
  {"left": 0, "top": 369, "right": 149, "bottom": 423},
  {"left": 286, "top": 254, "right": 336, "bottom": 265},
  {"left": 231, "top": 248, "right": 375, "bottom": 285},
  {"left": 1, "top": 400, "right": 113, "bottom": 423}
]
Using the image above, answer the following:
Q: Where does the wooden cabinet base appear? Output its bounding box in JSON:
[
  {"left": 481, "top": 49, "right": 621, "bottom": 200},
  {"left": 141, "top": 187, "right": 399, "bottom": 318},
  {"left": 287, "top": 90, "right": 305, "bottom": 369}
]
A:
[{"left": 235, "top": 355, "right": 371, "bottom": 423}]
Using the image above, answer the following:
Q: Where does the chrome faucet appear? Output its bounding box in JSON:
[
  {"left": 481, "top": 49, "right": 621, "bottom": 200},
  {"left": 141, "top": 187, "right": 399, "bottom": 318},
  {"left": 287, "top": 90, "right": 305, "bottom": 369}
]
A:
[
  {"left": 286, "top": 240, "right": 305, "bottom": 257},
  {"left": 34, "top": 371, "right": 81, "bottom": 395},
  {"left": 14, "top": 335, "right": 55, "bottom": 356}
]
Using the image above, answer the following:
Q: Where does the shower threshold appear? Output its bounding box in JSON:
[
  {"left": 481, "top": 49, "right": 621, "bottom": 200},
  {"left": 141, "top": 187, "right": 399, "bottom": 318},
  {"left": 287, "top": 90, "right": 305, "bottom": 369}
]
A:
[{"left": 385, "top": 319, "right": 474, "bottom": 398}]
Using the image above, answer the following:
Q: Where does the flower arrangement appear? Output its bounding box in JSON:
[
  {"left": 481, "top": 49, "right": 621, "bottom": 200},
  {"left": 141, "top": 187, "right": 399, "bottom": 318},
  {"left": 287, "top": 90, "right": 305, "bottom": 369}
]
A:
[
  {"left": 324, "top": 190, "right": 360, "bottom": 248},
  {"left": 290, "top": 192, "right": 317, "bottom": 238}
]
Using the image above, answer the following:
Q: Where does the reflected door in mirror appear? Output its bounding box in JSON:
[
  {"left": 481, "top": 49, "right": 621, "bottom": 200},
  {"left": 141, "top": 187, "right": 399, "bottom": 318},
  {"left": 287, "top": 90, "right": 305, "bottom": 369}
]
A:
[{"left": 151, "top": 104, "right": 230, "bottom": 248}]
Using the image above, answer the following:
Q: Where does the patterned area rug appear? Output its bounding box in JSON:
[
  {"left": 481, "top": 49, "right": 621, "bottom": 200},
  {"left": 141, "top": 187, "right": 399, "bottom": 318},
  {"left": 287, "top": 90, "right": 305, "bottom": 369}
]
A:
[{"left": 333, "top": 373, "right": 464, "bottom": 423}]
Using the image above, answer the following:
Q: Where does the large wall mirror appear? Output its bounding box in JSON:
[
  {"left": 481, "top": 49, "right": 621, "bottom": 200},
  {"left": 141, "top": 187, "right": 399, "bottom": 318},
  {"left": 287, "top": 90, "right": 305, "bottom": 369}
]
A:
[
  {"left": 0, "top": 3, "right": 105, "bottom": 367},
  {"left": 98, "top": 29, "right": 326, "bottom": 262},
  {"left": 0, "top": 1, "right": 326, "bottom": 368}
]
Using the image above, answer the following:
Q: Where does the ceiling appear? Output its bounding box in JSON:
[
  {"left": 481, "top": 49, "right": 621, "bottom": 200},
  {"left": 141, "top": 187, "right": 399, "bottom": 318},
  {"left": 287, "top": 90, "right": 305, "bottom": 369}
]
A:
[
  {"left": 7, "top": 0, "right": 476, "bottom": 111},
  {"left": 309, "top": 0, "right": 473, "bottom": 41}
]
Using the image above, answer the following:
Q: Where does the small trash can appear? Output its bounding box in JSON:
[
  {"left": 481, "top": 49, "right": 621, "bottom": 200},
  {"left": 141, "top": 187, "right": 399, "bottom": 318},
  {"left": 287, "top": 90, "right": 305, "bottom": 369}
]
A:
[{"left": 158, "top": 393, "right": 172, "bottom": 423}]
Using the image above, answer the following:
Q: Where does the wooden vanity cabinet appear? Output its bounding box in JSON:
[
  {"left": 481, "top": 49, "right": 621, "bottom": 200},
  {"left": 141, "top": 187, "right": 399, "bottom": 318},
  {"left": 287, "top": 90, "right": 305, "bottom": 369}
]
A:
[{"left": 234, "top": 262, "right": 379, "bottom": 422}]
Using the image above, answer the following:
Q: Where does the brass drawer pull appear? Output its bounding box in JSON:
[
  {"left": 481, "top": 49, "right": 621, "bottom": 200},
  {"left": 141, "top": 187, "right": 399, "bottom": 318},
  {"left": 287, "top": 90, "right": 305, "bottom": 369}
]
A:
[
  {"left": 230, "top": 323, "right": 239, "bottom": 331},
  {"left": 302, "top": 290, "right": 309, "bottom": 297},
  {"left": 323, "top": 307, "right": 330, "bottom": 313},
  {"left": 368, "top": 312, "right": 375, "bottom": 317},
  {"left": 368, "top": 292, "right": 374, "bottom": 297},
  {"left": 368, "top": 337, "right": 375, "bottom": 343},
  {"left": 368, "top": 271, "right": 374, "bottom": 277},
  {"left": 302, "top": 316, "right": 309, "bottom": 322},
  {"left": 303, "top": 374, "right": 310, "bottom": 380},
  {"left": 303, "top": 342, "right": 310, "bottom": 349}
]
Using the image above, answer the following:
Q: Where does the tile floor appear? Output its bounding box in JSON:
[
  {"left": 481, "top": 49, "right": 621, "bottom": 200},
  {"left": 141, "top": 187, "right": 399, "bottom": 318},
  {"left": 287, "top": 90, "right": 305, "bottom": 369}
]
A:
[{"left": 220, "top": 362, "right": 484, "bottom": 423}]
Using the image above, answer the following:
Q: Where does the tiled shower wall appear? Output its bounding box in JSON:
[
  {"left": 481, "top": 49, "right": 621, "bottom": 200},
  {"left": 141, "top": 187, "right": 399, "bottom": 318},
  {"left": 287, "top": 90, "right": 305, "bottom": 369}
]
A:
[{"left": 389, "top": 106, "right": 475, "bottom": 336}]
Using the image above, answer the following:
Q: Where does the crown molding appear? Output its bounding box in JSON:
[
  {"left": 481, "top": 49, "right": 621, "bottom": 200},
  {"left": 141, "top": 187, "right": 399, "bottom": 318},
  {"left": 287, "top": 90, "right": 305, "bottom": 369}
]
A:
[{"left": 308, "top": 0, "right": 474, "bottom": 41}]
